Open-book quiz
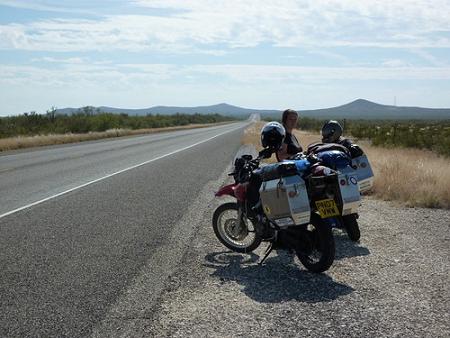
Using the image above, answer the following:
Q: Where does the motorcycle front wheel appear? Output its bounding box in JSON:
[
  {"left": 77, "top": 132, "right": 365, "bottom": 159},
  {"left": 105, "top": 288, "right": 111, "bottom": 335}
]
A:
[
  {"left": 296, "top": 215, "right": 335, "bottom": 273},
  {"left": 212, "top": 202, "right": 262, "bottom": 253}
]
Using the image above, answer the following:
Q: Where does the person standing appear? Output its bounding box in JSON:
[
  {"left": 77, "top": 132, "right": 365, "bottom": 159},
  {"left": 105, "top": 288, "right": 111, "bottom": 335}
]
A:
[{"left": 276, "top": 109, "right": 303, "bottom": 161}]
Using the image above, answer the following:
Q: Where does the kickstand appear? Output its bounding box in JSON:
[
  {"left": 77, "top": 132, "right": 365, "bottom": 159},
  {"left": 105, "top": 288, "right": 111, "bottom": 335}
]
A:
[{"left": 258, "top": 242, "right": 274, "bottom": 266}]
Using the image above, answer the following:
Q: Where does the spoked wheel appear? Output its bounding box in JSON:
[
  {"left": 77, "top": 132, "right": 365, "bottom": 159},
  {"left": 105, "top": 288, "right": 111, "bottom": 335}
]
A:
[
  {"left": 343, "top": 214, "right": 361, "bottom": 242},
  {"left": 212, "top": 202, "right": 262, "bottom": 253},
  {"left": 296, "top": 215, "right": 335, "bottom": 273}
]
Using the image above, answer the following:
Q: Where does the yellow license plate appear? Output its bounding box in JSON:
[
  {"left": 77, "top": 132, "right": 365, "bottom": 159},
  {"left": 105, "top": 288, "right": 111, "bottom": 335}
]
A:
[{"left": 315, "top": 199, "right": 340, "bottom": 218}]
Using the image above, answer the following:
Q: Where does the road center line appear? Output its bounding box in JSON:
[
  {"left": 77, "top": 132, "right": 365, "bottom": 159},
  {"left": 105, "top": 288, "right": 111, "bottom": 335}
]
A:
[{"left": 0, "top": 123, "right": 247, "bottom": 220}]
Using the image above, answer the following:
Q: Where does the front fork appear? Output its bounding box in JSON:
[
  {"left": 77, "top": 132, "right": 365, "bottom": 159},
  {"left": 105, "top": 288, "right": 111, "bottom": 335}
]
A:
[{"left": 237, "top": 201, "right": 244, "bottom": 224}]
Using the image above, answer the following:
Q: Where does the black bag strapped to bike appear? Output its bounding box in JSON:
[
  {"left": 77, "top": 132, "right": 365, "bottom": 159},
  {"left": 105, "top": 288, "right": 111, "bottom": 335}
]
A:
[
  {"left": 258, "top": 161, "right": 298, "bottom": 182},
  {"left": 306, "top": 142, "right": 351, "bottom": 157}
]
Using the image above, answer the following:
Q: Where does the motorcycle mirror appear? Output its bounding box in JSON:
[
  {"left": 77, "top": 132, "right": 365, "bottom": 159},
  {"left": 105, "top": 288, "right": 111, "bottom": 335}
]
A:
[
  {"left": 258, "top": 148, "right": 273, "bottom": 159},
  {"left": 233, "top": 145, "right": 258, "bottom": 164}
]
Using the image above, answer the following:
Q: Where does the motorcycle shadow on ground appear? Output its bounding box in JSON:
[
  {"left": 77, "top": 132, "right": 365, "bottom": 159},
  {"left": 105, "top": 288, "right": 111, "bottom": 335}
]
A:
[
  {"left": 204, "top": 250, "right": 355, "bottom": 304},
  {"left": 332, "top": 229, "right": 371, "bottom": 260}
]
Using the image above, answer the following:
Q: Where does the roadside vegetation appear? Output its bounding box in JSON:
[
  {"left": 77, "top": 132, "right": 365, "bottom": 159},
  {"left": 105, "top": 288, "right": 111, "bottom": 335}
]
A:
[
  {"left": 0, "top": 107, "right": 236, "bottom": 151},
  {"left": 242, "top": 122, "right": 450, "bottom": 209},
  {"left": 262, "top": 116, "right": 450, "bottom": 157}
]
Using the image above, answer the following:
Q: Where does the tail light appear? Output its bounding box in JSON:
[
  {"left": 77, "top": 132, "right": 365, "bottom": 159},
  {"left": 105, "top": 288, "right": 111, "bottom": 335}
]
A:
[{"left": 311, "top": 165, "right": 333, "bottom": 176}]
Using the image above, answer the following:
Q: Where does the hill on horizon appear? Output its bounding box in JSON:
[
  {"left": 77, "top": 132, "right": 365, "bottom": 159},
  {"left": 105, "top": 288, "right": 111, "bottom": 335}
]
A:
[
  {"left": 297, "top": 99, "right": 450, "bottom": 120},
  {"left": 55, "top": 99, "right": 450, "bottom": 120}
]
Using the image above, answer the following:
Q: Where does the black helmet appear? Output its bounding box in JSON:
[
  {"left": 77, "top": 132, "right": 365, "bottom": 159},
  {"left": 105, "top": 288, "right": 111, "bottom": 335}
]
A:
[
  {"left": 321, "top": 120, "right": 343, "bottom": 143},
  {"left": 261, "top": 122, "right": 286, "bottom": 150}
]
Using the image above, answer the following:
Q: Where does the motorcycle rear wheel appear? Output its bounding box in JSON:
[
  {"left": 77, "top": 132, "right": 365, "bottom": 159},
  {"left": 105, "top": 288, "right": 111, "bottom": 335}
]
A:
[
  {"left": 212, "top": 202, "right": 262, "bottom": 253},
  {"left": 296, "top": 215, "right": 335, "bottom": 273},
  {"left": 343, "top": 214, "right": 361, "bottom": 242}
]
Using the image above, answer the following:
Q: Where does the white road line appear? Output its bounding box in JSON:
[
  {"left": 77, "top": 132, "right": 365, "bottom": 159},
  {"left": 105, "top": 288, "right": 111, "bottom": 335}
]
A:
[{"left": 0, "top": 123, "right": 247, "bottom": 220}]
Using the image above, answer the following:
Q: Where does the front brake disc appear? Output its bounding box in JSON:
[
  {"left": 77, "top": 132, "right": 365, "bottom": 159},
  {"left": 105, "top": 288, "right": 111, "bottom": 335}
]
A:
[{"left": 224, "top": 219, "right": 248, "bottom": 240}]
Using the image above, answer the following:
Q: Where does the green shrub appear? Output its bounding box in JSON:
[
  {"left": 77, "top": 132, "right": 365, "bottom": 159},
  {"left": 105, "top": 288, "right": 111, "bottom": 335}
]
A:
[{"left": 0, "top": 108, "right": 236, "bottom": 139}]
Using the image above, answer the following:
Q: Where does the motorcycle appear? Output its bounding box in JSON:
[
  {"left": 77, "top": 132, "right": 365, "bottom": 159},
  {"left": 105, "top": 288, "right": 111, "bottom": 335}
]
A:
[
  {"left": 212, "top": 149, "right": 345, "bottom": 273},
  {"left": 304, "top": 142, "right": 374, "bottom": 242}
]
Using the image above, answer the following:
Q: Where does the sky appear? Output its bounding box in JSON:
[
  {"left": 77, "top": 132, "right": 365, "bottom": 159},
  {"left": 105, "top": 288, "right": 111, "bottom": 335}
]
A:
[{"left": 1, "top": 0, "right": 450, "bottom": 115}]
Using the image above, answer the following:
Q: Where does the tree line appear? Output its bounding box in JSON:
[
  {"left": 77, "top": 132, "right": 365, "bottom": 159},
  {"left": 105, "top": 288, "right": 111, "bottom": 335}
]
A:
[
  {"left": 264, "top": 115, "right": 450, "bottom": 157},
  {"left": 0, "top": 107, "right": 236, "bottom": 138}
]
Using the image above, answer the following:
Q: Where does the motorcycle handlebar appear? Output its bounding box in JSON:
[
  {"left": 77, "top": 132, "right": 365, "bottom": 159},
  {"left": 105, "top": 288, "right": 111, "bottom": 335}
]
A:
[{"left": 229, "top": 148, "right": 274, "bottom": 179}]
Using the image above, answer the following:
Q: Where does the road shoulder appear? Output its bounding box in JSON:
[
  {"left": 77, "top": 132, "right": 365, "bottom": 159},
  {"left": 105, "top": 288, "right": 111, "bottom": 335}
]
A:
[{"left": 146, "top": 187, "right": 450, "bottom": 337}]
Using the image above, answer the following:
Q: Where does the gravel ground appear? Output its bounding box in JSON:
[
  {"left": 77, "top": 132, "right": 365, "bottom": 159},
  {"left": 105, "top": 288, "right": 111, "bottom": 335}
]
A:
[{"left": 143, "top": 169, "right": 450, "bottom": 338}]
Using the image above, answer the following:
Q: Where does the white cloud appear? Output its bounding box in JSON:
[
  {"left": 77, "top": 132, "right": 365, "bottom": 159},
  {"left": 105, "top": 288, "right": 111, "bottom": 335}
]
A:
[
  {"left": 32, "top": 56, "right": 85, "bottom": 64},
  {"left": 306, "top": 50, "right": 349, "bottom": 63},
  {"left": 381, "top": 59, "right": 412, "bottom": 68},
  {"left": 0, "top": 0, "right": 97, "bottom": 14},
  {"left": 189, "top": 64, "right": 450, "bottom": 82},
  {"left": 411, "top": 49, "right": 448, "bottom": 67},
  {"left": 1, "top": 1, "right": 449, "bottom": 52},
  {"left": 2, "top": 63, "right": 450, "bottom": 90},
  {"left": 0, "top": 15, "right": 231, "bottom": 53}
]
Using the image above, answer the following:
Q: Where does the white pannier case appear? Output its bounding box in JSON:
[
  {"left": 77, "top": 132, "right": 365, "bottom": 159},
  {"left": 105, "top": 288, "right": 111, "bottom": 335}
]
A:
[
  {"left": 350, "top": 154, "right": 374, "bottom": 192},
  {"left": 337, "top": 171, "right": 361, "bottom": 216},
  {"left": 259, "top": 175, "right": 311, "bottom": 228}
]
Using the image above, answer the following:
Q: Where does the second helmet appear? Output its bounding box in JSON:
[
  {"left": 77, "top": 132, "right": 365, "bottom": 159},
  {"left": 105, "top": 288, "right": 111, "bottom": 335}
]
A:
[{"left": 321, "top": 120, "right": 343, "bottom": 143}]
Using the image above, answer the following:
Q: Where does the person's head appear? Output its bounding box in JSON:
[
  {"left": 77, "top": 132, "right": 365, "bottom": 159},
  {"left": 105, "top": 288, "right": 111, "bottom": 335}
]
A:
[
  {"left": 261, "top": 121, "right": 286, "bottom": 151},
  {"left": 281, "top": 109, "right": 298, "bottom": 131},
  {"left": 321, "top": 120, "right": 343, "bottom": 143}
]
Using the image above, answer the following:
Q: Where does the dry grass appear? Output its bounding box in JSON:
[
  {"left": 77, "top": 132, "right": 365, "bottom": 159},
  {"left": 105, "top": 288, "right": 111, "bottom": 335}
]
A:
[
  {"left": 242, "top": 122, "right": 450, "bottom": 209},
  {"left": 364, "top": 146, "right": 450, "bottom": 209},
  {"left": 0, "top": 123, "right": 223, "bottom": 152}
]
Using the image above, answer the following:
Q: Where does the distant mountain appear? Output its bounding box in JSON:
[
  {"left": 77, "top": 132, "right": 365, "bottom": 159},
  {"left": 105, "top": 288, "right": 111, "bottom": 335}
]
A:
[
  {"left": 55, "top": 99, "right": 450, "bottom": 120},
  {"left": 297, "top": 99, "right": 450, "bottom": 120},
  {"left": 56, "top": 103, "right": 279, "bottom": 117}
]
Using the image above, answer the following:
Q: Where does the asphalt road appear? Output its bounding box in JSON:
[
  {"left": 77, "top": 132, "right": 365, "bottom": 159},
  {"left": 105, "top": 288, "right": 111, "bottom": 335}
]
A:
[
  {"left": 0, "top": 123, "right": 245, "bottom": 217},
  {"left": 0, "top": 122, "right": 248, "bottom": 337}
]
